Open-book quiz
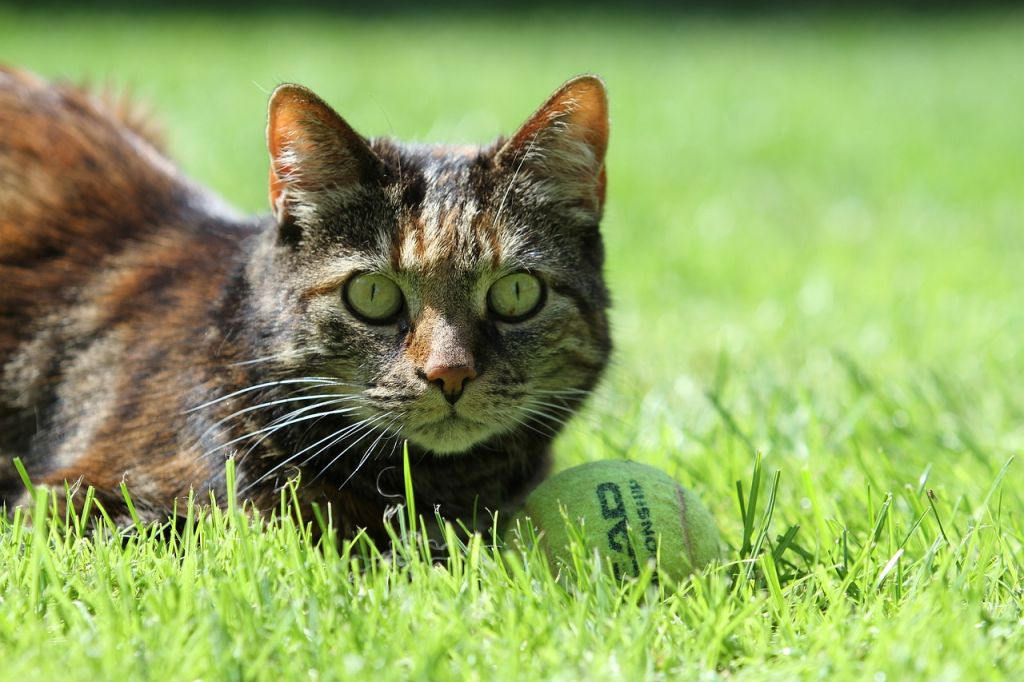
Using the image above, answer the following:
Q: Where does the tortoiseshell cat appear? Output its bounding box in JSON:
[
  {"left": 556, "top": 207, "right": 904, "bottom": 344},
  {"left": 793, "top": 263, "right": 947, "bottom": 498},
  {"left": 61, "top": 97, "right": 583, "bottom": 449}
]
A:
[{"left": 0, "top": 67, "right": 611, "bottom": 541}]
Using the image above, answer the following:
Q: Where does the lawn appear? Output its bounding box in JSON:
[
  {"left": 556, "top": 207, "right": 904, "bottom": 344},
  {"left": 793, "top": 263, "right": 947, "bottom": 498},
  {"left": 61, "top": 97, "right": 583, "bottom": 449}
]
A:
[{"left": 1, "top": 6, "right": 1023, "bottom": 680}]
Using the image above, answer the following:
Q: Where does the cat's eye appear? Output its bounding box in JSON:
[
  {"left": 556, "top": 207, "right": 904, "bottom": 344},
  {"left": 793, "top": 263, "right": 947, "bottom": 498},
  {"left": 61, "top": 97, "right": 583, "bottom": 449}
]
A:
[
  {"left": 487, "top": 272, "right": 544, "bottom": 322},
  {"left": 344, "top": 273, "right": 403, "bottom": 323}
]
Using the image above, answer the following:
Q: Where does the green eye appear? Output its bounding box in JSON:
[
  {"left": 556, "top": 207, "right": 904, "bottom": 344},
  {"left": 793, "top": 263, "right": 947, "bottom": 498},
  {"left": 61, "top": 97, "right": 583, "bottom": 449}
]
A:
[
  {"left": 487, "top": 272, "right": 544, "bottom": 322},
  {"left": 344, "top": 273, "right": 403, "bottom": 322}
]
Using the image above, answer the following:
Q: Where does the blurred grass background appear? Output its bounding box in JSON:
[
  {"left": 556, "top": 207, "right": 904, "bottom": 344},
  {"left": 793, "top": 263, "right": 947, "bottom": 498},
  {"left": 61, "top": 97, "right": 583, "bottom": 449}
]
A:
[{"left": 1, "top": 5, "right": 1023, "bottom": 678}]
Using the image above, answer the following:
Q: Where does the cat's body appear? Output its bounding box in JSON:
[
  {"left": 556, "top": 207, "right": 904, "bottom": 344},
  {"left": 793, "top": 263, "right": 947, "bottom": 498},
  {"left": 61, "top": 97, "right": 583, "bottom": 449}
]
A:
[{"left": 0, "top": 67, "right": 611, "bottom": 541}]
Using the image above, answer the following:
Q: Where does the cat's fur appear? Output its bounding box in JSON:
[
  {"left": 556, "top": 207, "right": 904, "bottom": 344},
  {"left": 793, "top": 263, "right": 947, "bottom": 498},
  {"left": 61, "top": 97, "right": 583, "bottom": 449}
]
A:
[{"left": 0, "top": 67, "right": 611, "bottom": 542}]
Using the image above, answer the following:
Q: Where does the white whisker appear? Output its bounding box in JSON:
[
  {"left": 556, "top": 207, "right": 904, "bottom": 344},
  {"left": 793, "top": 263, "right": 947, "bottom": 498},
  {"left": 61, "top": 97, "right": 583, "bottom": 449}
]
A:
[
  {"left": 185, "top": 377, "right": 345, "bottom": 414},
  {"left": 280, "top": 412, "right": 379, "bottom": 470},
  {"left": 339, "top": 413, "right": 403, "bottom": 489},
  {"left": 238, "top": 412, "right": 379, "bottom": 495},
  {"left": 199, "top": 402, "right": 361, "bottom": 461},
  {"left": 529, "top": 398, "right": 578, "bottom": 416},
  {"left": 518, "top": 404, "right": 569, "bottom": 430},
  {"left": 194, "top": 391, "right": 359, "bottom": 444},
  {"left": 308, "top": 412, "right": 394, "bottom": 486},
  {"left": 230, "top": 350, "right": 310, "bottom": 367},
  {"left": 534, "top": 387, "right": 591, "bottom": 393},
  {"left": 232, "top": 400, "right": 350, "bottom": 470},
  {"left": 508, "top": 409, "right": 559, "bottom": 439}
]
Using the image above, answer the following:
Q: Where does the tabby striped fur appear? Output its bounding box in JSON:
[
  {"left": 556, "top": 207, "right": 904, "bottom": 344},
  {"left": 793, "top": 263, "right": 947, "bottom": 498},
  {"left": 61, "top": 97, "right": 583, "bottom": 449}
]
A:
[{"left": 0, "top": 67, "right": 611, "bottom": 541}]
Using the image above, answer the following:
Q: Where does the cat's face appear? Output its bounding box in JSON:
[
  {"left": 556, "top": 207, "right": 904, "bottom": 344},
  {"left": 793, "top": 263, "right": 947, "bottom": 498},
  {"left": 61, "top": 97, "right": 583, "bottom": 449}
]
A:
[{"left": 253, "top": 77, "right": 610, "bottom": 455}]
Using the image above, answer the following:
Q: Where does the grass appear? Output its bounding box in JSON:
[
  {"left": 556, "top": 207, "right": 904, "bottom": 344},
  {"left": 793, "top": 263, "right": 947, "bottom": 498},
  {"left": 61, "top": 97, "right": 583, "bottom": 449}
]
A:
[{"left": 2, "top": 6, "right": 1023, "bottom": 680}]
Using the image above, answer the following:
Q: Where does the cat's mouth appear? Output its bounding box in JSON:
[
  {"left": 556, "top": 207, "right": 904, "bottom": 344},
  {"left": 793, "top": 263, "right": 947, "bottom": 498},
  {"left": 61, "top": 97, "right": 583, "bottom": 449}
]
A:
[{"left": 405, "top": 413, "right": 496, "bottom": 455}]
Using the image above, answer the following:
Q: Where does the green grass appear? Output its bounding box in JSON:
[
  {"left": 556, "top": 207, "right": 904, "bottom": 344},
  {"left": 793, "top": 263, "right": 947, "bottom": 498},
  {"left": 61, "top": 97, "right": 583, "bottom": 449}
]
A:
[{"left": 2, "top": 7, "right": 1023, "bottom": 680}]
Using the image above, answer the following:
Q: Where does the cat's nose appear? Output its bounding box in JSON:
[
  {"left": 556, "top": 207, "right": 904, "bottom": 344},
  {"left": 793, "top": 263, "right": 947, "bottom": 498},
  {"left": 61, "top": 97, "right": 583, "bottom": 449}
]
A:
[{"left": 425, "top": 363, "right": 477, "bottom": 404}]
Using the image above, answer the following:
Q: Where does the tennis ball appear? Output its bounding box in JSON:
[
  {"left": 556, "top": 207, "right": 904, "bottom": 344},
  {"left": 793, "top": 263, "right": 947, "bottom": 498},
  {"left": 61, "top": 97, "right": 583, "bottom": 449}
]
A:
[{"left": 508, "top": 460, "right": 720, "bottom": 582}]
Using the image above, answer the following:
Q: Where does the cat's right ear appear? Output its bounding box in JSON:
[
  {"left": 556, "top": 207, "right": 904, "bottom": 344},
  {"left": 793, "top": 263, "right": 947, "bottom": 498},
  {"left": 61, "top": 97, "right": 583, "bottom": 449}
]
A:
[
  {"left": 267, "top": 84, "right": 383, "bottom": 236},
  {"left": 495, "top": 75, "right": 609, "bottom": 221}
]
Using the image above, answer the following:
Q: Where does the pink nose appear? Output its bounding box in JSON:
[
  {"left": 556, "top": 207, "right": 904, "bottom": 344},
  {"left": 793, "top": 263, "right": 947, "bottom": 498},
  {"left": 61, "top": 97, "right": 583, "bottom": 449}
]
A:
[{"left": 425, "top": 363, "right": 477, "bottom": 404}]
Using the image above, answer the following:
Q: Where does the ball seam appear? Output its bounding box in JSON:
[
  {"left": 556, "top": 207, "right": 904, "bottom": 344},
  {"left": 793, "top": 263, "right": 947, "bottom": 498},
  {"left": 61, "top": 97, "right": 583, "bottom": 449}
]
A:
[{"left": 675, "top": 485, "right": 696, "bottom": 569}]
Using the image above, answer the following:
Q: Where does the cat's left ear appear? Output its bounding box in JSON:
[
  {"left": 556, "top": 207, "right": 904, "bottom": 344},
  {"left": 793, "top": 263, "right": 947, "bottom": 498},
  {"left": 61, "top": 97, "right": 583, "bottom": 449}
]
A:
[
  {"left": 267, "top": 84, "right": 383, "bottom": 232},
  {"left": 495, "top": 75, "right": 609, "bottom": 219}
]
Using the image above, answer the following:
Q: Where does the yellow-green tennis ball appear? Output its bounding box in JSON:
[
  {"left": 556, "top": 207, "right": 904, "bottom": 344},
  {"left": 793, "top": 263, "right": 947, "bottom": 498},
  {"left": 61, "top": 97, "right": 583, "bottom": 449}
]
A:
[{"left": 510, "top": 461, "right": 720, "bottom": 582}]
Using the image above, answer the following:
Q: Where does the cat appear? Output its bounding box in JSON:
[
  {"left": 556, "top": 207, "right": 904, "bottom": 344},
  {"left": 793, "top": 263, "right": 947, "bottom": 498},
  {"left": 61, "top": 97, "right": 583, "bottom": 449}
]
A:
[{"left": 0, "top": 67, "right": 611, "bottom": 543}]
